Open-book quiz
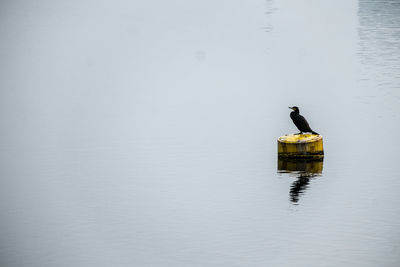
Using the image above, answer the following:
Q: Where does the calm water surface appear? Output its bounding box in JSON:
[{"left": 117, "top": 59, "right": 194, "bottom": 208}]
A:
[{"left": 1, "top": 0, "right": 399, "bottom": 266}]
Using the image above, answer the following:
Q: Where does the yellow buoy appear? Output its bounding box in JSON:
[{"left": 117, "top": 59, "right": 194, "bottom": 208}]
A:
[{"left": 277, "top": 134, "right": 324, "bottom": 159}]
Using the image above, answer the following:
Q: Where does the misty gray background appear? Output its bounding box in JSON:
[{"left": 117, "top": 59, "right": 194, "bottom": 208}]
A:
[{"left": 1, "top": 0, "right": 400, "bottom": 266}]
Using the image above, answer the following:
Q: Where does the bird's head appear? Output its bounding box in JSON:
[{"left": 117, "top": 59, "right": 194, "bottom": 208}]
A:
[{"left": 289, "top": 106, "right": 299, "bottom": 112}]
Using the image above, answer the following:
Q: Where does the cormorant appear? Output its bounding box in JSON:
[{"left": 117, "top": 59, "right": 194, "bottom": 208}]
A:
[{"left": 289, "top": 106, "right": 319, "bottom": 135}]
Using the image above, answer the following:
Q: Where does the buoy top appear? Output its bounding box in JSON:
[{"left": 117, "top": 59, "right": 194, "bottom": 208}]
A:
[{"left": 278, "top": 134, "right": 322, "bottom": 144}]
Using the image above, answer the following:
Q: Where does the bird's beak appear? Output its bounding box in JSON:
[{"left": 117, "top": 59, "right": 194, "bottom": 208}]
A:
[{"left": 288, "top": 107, "right": 294, "bottom": 110}]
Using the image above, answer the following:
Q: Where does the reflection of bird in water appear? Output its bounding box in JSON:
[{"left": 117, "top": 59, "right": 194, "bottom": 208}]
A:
[
  {"left": 289, "top": 106, "right": 319, "bottom": 135},
  {"left": 289, "top": 174, "right": 311, "bottom": 204},
  {"left": 278, "top": 158, "right": 323, "bottom": 204}
]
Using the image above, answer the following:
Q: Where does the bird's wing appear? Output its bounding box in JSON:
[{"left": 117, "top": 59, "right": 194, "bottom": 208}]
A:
[{"left": 295, "top": 115, "right": 312, "bottom": 132}]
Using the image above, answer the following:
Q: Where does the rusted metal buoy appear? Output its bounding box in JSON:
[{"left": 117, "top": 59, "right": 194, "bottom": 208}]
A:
[{"left": 277, "top": 134, "right": 324, "bottom": 159}]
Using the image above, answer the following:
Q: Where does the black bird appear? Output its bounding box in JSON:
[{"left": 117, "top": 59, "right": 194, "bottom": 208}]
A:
[{"left": 289, "top": 106, "right": 319, "bottom": 135}]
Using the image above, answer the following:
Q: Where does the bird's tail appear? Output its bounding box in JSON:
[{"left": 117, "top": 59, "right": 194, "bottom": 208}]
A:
[{"left": 311, "top": 131, "right": 319, "bottom": 135}]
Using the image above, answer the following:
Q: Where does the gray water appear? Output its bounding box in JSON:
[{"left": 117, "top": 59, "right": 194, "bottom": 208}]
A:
[{"left": 1, "top": 0, "right": 400, "bottom": 266}]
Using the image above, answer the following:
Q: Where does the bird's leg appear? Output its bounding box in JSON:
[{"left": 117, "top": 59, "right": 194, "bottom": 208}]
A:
[{"left": 295, "top": 132, "right": 303, "bottom": 135}]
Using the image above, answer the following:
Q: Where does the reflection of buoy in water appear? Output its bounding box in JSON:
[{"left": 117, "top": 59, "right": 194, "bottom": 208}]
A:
[
  {"left": 277, "top": 158, "right": 324, "bottom": 204},
  {"left": 277, "top": 134, "right": 324, "bottom": 159},
  {"left": 278, "top": 158, "right": 323, "bottom": 174}
]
